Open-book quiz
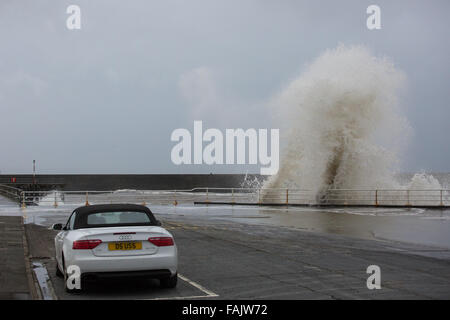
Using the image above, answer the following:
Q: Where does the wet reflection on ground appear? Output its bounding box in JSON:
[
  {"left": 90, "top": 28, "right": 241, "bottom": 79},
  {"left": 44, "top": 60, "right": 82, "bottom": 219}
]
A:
[{"left": 1, "top": 195, "right": 449, "bottom": 249}]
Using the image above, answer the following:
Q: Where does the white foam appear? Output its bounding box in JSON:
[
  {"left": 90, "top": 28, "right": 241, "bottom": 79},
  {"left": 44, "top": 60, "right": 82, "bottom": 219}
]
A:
[
  {"left": 38, "top": 190, "right": 65, "bottom": 206},
  {"left": 263, "top": 45, "right": 442, "bottom": 200}
]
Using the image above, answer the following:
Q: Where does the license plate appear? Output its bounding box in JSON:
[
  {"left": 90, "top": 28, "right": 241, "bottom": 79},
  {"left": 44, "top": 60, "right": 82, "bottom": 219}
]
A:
[{"left": 108, "top": 241, "right": 142, "bottom": 251}]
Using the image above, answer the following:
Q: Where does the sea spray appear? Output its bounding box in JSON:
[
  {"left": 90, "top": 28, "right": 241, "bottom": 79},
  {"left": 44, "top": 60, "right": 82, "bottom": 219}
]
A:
[
  {"left": 407, "top": 172, "right": 442, "bottom": 190},
  {"left": 241, "top": 172, "right": 264, "bottom": 189},
  {"left": 263, "top": 45, "right": 426, "bottom": 200}
]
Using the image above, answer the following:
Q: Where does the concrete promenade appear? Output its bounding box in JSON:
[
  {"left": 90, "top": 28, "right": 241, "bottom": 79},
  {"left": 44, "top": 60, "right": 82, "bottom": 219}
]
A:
[{"left": 0, "top": 216, "right": 34, "bottom": 299}]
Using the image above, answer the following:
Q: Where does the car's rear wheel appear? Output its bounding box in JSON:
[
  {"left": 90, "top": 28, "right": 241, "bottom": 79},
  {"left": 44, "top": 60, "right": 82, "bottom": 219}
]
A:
[
  {"left": 63, "top": 257, "right": 82, "bottom": 294},
  {"left": 160, "top": 273, "right": 178, "bottom": 288},
  {"left": 55, "top": 261, "right": 63, "bottom": 278}
]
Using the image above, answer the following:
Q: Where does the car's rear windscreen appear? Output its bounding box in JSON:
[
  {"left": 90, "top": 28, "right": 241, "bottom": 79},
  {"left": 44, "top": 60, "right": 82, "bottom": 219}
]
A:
[{"left": 75, "top": 210, "right": 157, "bottom": 229}]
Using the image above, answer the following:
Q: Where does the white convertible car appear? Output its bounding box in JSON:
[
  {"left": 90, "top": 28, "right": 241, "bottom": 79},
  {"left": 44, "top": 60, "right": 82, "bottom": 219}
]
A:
[{"left": 52, "top": 204, "right": 178, "bottom": 293}]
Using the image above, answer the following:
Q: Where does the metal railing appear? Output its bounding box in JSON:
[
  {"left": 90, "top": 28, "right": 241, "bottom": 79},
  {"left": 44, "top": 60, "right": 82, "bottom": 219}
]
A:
[
  {"left": 0, "top": 184, "right": 23, "bottom": 202},
  {"left": 195, "top": 188, "right": 450, "bottom": 207},
  {"left": 8, "top": 187, "right": 450, "bottom": 208}
]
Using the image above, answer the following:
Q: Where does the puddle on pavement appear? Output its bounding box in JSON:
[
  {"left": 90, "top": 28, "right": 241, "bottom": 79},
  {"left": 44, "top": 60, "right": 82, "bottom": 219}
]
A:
[{"left": 33, "top": 261, "right": 55, "bottom": 300}]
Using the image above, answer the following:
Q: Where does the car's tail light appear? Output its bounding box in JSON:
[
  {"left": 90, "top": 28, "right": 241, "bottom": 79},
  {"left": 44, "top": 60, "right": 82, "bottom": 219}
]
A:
[
  {"left": 148, "top": 237, "right": 174, "bottom": 246},
  {"left": 73, "top": 239, "right": 102, "bottom": 249}
]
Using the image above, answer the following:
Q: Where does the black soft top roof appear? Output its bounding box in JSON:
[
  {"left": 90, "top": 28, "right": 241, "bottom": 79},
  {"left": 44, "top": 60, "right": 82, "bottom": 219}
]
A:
[
  {"left": 74, "top": 204, "right": 153, "bottom": 216},
  {"left": 72, "top": 204, "right": 157, "bottom": 229}
]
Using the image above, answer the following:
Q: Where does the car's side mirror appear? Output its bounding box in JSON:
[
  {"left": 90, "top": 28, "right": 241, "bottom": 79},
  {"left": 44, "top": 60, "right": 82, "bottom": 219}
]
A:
[
  {"left": 52, "top": 223, "right": 63, "bottom": 230},
  {"left": 156, "top": 220, "right": 162, "bottom": 226}
]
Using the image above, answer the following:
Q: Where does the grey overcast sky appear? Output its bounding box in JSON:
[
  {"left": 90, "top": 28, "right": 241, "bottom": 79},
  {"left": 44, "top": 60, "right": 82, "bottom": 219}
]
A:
[{"left": 0, "top": 0, "right": 449, "bottom": 174}]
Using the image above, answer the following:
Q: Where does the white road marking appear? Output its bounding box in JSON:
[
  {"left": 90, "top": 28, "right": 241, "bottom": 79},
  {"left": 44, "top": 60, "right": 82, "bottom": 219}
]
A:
[
  {"left": 178, "top": 274, "right": 218, "bottom": 297},
  {"left": 147, "top": 273, "right": 218, "bottom": 300}
]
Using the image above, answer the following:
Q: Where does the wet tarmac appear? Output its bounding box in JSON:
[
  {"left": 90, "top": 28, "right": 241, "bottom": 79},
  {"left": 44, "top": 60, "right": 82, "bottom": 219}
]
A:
[
  {"left": 6, "top": 200, "right": 450, "bottom": 250},
  {"left": 2, "top": 195, "right": 450, "bottom": 299},
  {"left": 24, "top": 213, "right": 450, "bottom": 299}
]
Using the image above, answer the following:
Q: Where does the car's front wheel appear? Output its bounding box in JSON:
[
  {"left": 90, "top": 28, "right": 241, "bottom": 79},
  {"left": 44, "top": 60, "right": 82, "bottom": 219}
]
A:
[{"left": 160, "top": 273, "right": 178, "bottom": 288}]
